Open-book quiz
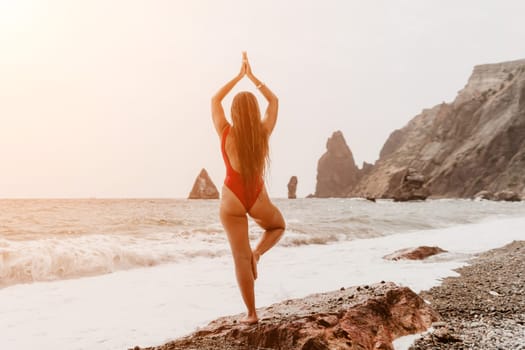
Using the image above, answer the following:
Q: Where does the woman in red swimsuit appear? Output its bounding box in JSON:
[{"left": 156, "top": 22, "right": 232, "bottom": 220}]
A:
[{"left": 211, "top": 52, "right": 285, "bottom": 324}]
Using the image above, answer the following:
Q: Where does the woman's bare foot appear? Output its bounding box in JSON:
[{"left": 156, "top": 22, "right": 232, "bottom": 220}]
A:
[{"left": 240, "top": 314, "right": 259, "bottom": 325}]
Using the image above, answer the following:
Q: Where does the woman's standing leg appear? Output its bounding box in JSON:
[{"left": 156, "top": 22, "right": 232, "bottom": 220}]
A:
[{"left": 220, "top": 206, "right": 258, "bottom": 324}]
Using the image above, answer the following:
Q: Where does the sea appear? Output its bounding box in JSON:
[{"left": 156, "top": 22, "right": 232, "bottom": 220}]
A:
[{"left": 0, "top": 198, "right": 524, "bottom": 350}]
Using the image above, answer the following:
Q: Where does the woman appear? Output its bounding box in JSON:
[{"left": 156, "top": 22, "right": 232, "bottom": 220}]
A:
[{"left": 211, "top": 52, "right": 286, "bottom": 324}]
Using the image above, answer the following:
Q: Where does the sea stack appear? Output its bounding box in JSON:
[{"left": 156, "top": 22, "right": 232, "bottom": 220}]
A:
[
  {"left": 314, "top": 131, "right": 360, "bottom": 197},
  {"left": 188, "top": 168, "right": 220, "bottom": 199},
  {"left": 287, "top": 176, "right": 298, "bottom": 199}
]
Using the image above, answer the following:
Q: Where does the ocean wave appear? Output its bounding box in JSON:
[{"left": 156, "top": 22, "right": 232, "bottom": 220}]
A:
[
  {"left": 0, "top": 226, "right": 381, "bottom": 287},
  {"left": 0, "top": 233, "right": 230, "bottom": 288}
]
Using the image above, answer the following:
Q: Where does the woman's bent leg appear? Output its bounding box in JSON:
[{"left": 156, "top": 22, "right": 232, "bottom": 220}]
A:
[
  {"left": 220, "top": 205, "right": 258, "bottom": 324},
  {"left": 249, "top": 188, "right": 286, "bottom": 259}
]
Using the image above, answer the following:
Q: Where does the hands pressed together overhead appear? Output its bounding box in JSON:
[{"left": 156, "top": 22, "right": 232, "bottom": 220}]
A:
[
  {"left": 211, "top": 51, "right": 277, "bottom": 135},
  {"left": 238, "top": 51, "right": 254, "bottom": 78},
  {"left": 238, "top": 51, "right": 266, "bottom": 90}
]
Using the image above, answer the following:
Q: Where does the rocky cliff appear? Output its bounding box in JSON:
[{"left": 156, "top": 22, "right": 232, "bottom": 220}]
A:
[
  {"left": 322, "top": 58, "right": 525, "bottom": 198},
  {"left": 188, "top": 168, "right": 220, "bottom": 199}
]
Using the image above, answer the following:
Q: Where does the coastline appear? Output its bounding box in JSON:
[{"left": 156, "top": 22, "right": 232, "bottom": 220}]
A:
[
  {"left": 132, "top": 240, "right": 525, "bottom": 350},
  {"left": 3, "top": 201, "right": 524, "bottom": 350},
  {"left": 408, "top": 240, "right": 524, "bottom": 349}
]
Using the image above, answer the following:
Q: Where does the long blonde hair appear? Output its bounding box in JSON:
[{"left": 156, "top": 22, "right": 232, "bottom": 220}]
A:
[{"left": 230, "top": 91, "right": 269, "bottom": 189}]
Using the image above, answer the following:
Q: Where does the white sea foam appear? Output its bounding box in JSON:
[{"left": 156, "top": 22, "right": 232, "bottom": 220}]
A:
[
  {"left": 0, "top": 232, "right": 231, "bottom": 287},
  {"left": 0, "top": 228, "right": 345, "bottom": 287},
  {"left": 0, "top": 215, "right": 523, "bottom": 350}
]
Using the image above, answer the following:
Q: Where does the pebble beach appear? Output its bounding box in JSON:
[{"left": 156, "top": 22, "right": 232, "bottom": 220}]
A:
[{"left": 410, "top": 240, "right": 525, "bottom": 350}]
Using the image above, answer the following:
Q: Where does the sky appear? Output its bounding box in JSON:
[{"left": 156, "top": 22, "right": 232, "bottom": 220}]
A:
[{"left": 1, "top": 0, "right": 525, "bottom": 198}]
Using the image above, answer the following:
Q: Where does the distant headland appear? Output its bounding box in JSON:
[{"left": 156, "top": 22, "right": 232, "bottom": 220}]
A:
[{"left": 311, "top": 58, "right": 525, "bottom": 201}]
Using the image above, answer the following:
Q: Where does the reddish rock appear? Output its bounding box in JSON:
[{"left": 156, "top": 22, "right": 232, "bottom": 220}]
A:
[
  {"left": 383, "top": 246, "right": 447, "bottom": 261},
  {"left": 135, "top": 282, "right": 439, "bottom": 350},
  {"left": 188, "top": 168, "right": 220, "bottom": 199}
]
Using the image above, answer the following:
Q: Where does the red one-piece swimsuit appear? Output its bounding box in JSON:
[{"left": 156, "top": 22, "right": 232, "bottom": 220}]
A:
[{"left": 221, "top": 125, "right": 264, "bottom": 211}]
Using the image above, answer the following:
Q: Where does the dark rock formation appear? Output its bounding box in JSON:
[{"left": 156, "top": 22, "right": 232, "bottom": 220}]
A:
[
  {"left": 135, "top": 282, "right": 439, "bottom": 350},
  {"left": 473, "top": 190, "right": 495, "bottom": 200},
  {"left": 494, "top": 190, "right": 521, "bottom": 201},
  {"left": 349, "top": 58, "right": 525, "bottom": 199},
  {"left": 287, "top": 176, "right": 298, "bottom": 199},
  {"left": 473, "top": 189, "right": 521, "bottom": 201},
  {"left": 314, "top": 131, "right": 360, "bottom": 197},
  {"left": 188, "top": 168, "right": 220, "bottom": 199},
  {"left": 383, "top": 246, "right": 447, "bottom": 261},
  {"left": 391, "top": 168, "right": 430, "bottom": 201}
]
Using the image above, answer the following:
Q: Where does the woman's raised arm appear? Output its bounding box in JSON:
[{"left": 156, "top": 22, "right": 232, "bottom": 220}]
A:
[
  {"left": 211, "top": 56, "right": 246, "bottom": 136},
  {"left": 245, "top": 53, "right": 279, "bottom": 135}
]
